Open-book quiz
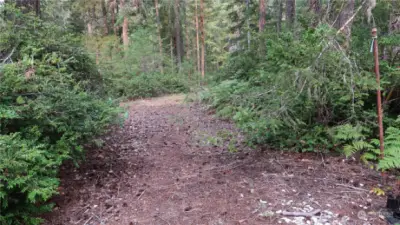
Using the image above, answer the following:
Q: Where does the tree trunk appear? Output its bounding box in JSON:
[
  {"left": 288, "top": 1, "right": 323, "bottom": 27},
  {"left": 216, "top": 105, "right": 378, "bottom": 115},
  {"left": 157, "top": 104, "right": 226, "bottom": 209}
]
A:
[
  {"left": 200, "top": 0, "right": 205, "bottom": 79},
  {"left": 110, "top": 0, "right": 117, "bottom": 35},
  {"left": 259, "top": 0, "right": 266, "bottom": 32},
  {"left": 195, "top": 0, "right": 200, "bottom": 73},
  {"left": 174, "top": 0, "right": 183, "bottom": 71},
  {"left": 87, "top": 9, "right": 93, "bottom": 36},
  {"left": 183, "top": 0, "right": 190, "bottom": 60},
  {"left": 308, "top": 0, "right": 320, "bottom": 27},
  {"left": 277, "top": 0, "right": 283, "bottom": 33},
  {"left": 246, "top": 0, "right": 250, "bottom": 49},
  {"left": 15, "top": 0, "right": 40, "bottom": 16},
  {"left": 390, "top": 0, "right": 400, "bottom": 34},
  {"left": 102, "top": 0, "right": 109, "bottom": 35},
  {"left": 308, "top": 0, "right": 320, "bottom": 13},
  {"left": 286, "top": 0, "right": 296, "bottom": 30},
  {"left": 155, "top": 0, "right": 164, "bottom": 74},
  {"left": 170, "top": 37, "right": 175, "bottom": 71},
  {"left": 389, "top": 0, "right": 400, "bottom": 62},
  {"left": 121, "top": 0, "right": 129, "bottom": 51},
  {"left": 87, "top": 22, "right": 93, "bottom": 36},
  {"left": 334, "top": 0, "right": 355, "bottom": 48},
  {"left": 36, "top": 0, "right": 40, "bottom": 16}
]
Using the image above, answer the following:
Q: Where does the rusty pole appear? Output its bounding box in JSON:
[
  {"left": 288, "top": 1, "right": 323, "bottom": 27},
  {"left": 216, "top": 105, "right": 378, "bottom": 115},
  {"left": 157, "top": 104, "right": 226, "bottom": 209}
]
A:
[{"left": 372, "top": 28, "right": 384, "bottom": 159}]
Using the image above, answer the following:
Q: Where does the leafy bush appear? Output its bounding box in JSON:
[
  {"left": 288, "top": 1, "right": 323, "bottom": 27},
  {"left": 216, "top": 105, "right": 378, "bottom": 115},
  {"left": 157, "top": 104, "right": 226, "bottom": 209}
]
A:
[
  {"left": 105, "top": 72, "right": 190, "bottom": 99},
  {"left": 202, "top": 13, "right": 400, "bottom": 157},
  {"left": 203, "top": 25, "right": 379, "bottom": 152},
  {"left": 84, "top": 29, "right": 195, "bottom": 99},
  {"left": 0, "top": 5, "right": 120, "bottom": 224}
]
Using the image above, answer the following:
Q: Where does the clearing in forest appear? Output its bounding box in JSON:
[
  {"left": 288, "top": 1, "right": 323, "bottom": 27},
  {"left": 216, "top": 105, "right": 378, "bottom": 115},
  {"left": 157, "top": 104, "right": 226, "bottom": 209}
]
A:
[{"left": 44, "top": 95, "right": 392, "bottom": 225}]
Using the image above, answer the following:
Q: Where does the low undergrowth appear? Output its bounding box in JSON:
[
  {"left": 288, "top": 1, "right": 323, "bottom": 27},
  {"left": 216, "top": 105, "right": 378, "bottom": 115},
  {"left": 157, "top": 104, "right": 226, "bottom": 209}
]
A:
[
  {"left": 201, "top": 23, "right": 400, "bottom": 172},
  {"left": 84, "top": 30, "right": 198, "bottom": 99},
  {"left": 0, "top": 6, "right": 121, "bottom": 224}
]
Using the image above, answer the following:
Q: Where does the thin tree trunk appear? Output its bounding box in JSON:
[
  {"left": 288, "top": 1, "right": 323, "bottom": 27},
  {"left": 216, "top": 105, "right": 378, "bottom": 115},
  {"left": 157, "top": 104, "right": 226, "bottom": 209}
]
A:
[
  {"left": 308, "top": 0, "right": 320, "bottom": 13},
  {"left": 390, "top": 0, "right": 400, "bottom": 34},
  {"left": 110, "top": 0, "right": 117, "bottom": 35},
  {"left": 277, "top": 0, "right": 283, "bottom": 33},
  {"left": 170, "top": 37, "right": 175, "bottom": 71},
  {"left": 87, "top": 22, "right": 93, "bottom": 36},
  {"left": 121, "top": 0, "right": 129, "bottom": 51},
  {"left": 259, "top": 0, "right": 266, "bottom": 32},
  {"left": 334, "top": 0, "right": 355, "bottom": 48},
  {"left": 286, "top": 0, "right": 296, "bottom": 30},
  {"left": 15, "top": 0, "right": 40, "bottom": 16},
  {"left": 389, "top": 0, "right": 400, "bottom": 62},
  {"left": 155, "top": 0, "right": 164, "bottom": 74},
  {"left": 36, "top": 0, "right": 40, "bottom": 16},
  {"left": 200, "top": 0, "right": 205, "bottom": 79},
  {"left": 246, "top": 0, "right": 250, "bottom": 49},
  {"left": 174, "top": 0, "right": 183, "bottom": 71},
  {"left": 183, "top": 0, "right": 190, "bottom": 60},
  {"left": 195, "top": 0, "right": 200, "bottom": 73},
  {"left": 96, "top": 47, "right": 100, "bottom": 64},
  {"left": 308, "top": 0, "right": 320, "bottom": 27},
  {"left": 102, "top": 0, "right": 109, "bottom": 35},
  {"left": 87, "top": 9, "right": 93, "bottom": 36}
]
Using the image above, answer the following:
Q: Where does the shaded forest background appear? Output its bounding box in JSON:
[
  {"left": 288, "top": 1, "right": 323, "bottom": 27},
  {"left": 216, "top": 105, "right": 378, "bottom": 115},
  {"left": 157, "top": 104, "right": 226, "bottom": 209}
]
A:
[{"left": 0, "top": 0, "right": 400, "bottom": 224}]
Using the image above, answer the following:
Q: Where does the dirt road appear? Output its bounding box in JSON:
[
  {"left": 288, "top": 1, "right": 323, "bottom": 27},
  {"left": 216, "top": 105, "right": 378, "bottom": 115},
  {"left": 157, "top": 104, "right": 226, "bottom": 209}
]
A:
[{"left": 44, "top": 95, "right": 390, "bottom": 225}]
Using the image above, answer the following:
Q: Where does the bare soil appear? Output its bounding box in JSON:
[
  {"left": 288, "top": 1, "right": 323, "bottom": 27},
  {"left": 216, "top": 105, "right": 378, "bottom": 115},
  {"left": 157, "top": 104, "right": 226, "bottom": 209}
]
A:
[{"left": 43, "top": 95, "right": 394, "bottom": 225}]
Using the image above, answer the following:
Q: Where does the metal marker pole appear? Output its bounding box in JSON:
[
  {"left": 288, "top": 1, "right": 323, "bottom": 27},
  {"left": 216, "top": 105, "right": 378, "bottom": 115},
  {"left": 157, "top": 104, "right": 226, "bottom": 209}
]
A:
[{"left": 371, "top": 28, "right": 384, "bottom": 160}]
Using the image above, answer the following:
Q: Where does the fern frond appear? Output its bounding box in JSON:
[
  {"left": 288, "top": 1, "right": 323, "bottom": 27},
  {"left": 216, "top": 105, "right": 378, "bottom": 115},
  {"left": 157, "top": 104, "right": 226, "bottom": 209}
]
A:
[{"left": 343, "top": 140, "right": 373, "bottom": 157}]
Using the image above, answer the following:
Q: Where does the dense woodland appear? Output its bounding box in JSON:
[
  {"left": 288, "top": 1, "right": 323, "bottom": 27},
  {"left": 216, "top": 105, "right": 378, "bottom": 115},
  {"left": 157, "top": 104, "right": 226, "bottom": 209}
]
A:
[{"left": 0, "top": 0, "right": 399, "bottom": 224}]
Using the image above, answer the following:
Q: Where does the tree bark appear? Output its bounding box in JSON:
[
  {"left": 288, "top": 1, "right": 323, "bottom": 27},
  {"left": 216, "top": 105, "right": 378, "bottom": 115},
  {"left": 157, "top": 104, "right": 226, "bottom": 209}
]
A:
[
  {"left": 195, "top": 0, "right": 201, "bottom": 73},
  {"left": 174, "top": 0, "right": 183, "bottom": 71},
  {"left": 200, "top": 0, "right": 205, "bottom": 79},
  {"left": 87, "top": 9, "right": 93, "bottom": 36},
  {"left": 121, "top": 0, "right": 129, "bottom": 51},
  {"left": 246, "top": 0, "right": 250, "bottom": 49},
  {"left": 277, "top": 0, "right": 283, "bottom": 33},
  {"left": 390, "top": 0, "right": 400, "bottom": 34},
  {"left": 286, "top": 0, "right": 296, "bottom": 30},
  {"left": 101, "top": 0, "right": 109, "bottom": 35},
  {"left": 308, "top": 0, "right": 320, "bottom": 27},
  {"left": 110, "top": 0, "right": 117, "bottom": 35},
  {"left": 308, "top": 0, "right": 320, "bottom": 13},
  {"left": 389, "top": 0, "right": 400, "bottom": 62},
  {"left": 15, "top": 0, "right": 40, "bottom": 16},
  {"left": 259, "top": 0, "right": 266, "bottom": 32},
  {"left": 183, "top": 0, "right": 190, "bottom": 60},
  {"left": 334, "top": 0, "right": 355, "bottom": 48},
  {"left": 155, "top": 0, "right": 164, "bottom": 74}
]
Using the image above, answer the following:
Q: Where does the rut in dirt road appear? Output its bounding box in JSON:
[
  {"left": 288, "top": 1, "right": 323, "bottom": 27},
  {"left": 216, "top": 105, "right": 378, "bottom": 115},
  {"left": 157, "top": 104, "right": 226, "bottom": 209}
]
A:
[{"left": 45, "top": 95, "right": 391, "bottom": 225}]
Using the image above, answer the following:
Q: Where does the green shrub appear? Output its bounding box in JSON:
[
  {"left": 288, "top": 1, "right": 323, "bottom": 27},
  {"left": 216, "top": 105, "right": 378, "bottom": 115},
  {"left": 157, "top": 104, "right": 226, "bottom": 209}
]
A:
[
  {"left": 202, "top": 23, "right": 394, "bottom": 153},
  {"left": 0, "top": 5, "right": 120, "bottom": 224},
  {"left": 84, "top": 29, "right": 195, "bottom": 99},
  {"left": 106, "top": 72, "right": 190, "bottom": 99}
]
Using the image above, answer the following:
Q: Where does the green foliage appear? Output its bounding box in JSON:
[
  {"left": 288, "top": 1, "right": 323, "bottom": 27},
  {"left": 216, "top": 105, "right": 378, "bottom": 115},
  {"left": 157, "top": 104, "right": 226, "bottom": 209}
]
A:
[
  {"left": 106, "top": 72, "right": 190, "bottom": 98},
  {"left": 203, "top": 24, "right": 380, "bottom": 152},
  {"left": 202, "top": 0, "right": 400, "bottom": 159},
  {"left": 84, "top": 29, "right": 194, "bottom": 99},
  {"left": 0, "top": 5, "right": 120, "bottom": 224},
  {"left": 379, "top": 126, "right": 400, "bottom": 170}
]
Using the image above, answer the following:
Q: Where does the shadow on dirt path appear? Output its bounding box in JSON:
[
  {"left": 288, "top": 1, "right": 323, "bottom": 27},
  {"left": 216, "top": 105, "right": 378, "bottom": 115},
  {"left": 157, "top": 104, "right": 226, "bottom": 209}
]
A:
[{"left": 44, "top": 94, "right": 392, "bottom": 225}]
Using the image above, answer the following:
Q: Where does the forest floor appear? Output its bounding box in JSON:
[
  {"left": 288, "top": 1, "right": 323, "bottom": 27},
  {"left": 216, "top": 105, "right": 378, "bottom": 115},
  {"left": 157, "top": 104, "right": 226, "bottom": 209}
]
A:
[{"left": 44, "top": 94, "right": 395, "bottom": 225}]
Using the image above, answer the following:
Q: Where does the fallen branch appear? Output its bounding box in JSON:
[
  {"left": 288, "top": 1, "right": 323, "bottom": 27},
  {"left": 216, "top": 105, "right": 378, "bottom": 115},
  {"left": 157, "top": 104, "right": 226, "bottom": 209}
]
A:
[
  {"left": 83, "top": 215, "right": 94, "bottom": 225},
  {"left": 1, "top": 47, "right": 16, "bottom": 64},
  {"left": 335, "top": 183, "right": 368, "bottom": 192},
  {"left": 281, "top": 209, "right": 321, "bottom": 217}
]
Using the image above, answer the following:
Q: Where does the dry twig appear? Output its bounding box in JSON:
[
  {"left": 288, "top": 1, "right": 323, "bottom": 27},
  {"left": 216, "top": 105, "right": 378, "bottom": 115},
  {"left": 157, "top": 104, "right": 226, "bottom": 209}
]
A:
[{"left": 281, "top": 209, "right": 321, "bottom": 217}]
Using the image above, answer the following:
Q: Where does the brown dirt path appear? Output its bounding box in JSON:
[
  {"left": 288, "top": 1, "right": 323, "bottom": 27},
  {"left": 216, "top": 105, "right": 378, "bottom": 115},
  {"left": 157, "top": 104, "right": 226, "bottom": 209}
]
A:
[{"left": 44, "top": 95, "right": 392, "bottom": 225}]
